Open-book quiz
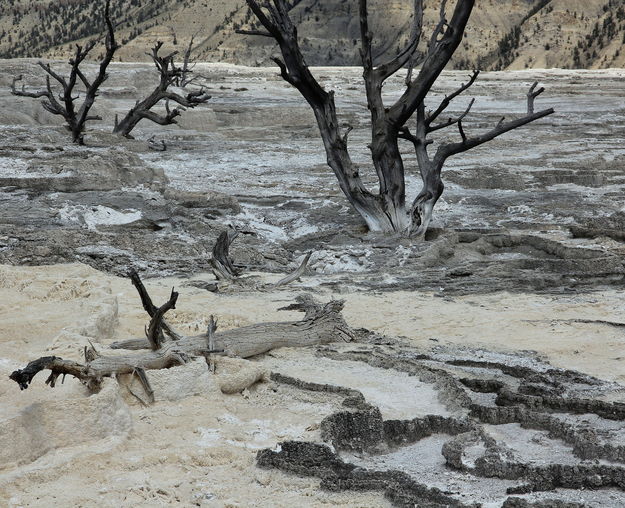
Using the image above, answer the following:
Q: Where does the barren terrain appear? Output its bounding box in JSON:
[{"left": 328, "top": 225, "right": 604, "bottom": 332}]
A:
[
  {"left": 1, "top": 61, "right": 625, "bottom": 507},
  {"left": 5, "top": 0, "right": 625, "bottom": 71}
]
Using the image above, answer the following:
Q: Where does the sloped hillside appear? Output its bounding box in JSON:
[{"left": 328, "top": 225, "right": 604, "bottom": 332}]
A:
[{"left": 1, "top": 0, "right": 625, "bottom": 69}]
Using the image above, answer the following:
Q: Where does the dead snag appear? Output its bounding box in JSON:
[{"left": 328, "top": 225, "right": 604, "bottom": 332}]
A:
[
  {"left": 146, "top": 288, "right": 179, "bottom": 350},
  {"left": 113, "top": 41, "right": 211, "bottom": 138},
  {"left": 272, "top": 251, "right": 313, "bottom": 288},
  {"left": 239, "top": 0, "right": 554, "bottom": 237},
  {"left": 10, "top": 0, "right": 119, "bottom": 145},
  {"left": 205, "top": 315, "right": 218, "bottom": 373},
  {"left": 210, "top": 229, "right": 240, "bottom": 280}
]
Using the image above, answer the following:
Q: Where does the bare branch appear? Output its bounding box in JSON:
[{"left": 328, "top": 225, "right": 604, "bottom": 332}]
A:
[
  {"left": 457, "top": 118, "right": 467, "bottom": 143},
  {"left": 244, "top": 0, "right": 281, "bottom": 39},
  {"left": 9, "top": 356, "right": 95, "bottom": 391},
  {"left": 428, "top": 0, "right": 448, "bottom": 54},
  {"left": 527, "top": 81, "right": 545, "bottom": 114},
  {"left": 427, "top": 70, "right": 479, "bottom": 126},
  {"left": 128, "top": 269, "right": 183, "bottom": 342},
  {"left": 342, "top": 124, "right": 354, "bottom": 145},
  {"left": 388, "top": 0, "right": 475, "bottom": 129},
  {"left": 429, "top": 97, "right": 475, "bottom": 133},
  {"left": 10, "top": 75, "right": 48, "bottom": 98},
  {"left": 37, "top": 61, "right": 68, "bottom": 88},
  {"left": 436, "top": 107, "right": 554, "bottom": 163},
  {"left": 358, "top": 0, "right": 374, "bottom": 73},
  {"left": 113, "top": 42, "right": 210, "bottom": 137},
  {"left": 376, "top": 0, "right": 424, "bottom": 81}
]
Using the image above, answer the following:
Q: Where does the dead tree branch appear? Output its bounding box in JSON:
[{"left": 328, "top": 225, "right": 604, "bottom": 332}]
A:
[
  {"left": 210, "top": 229, "right": 240, "bottom": 280},
  {"left": 146, "top": 288, "right": 179, "bottom": 350},
  {"left": 113, "top": 41, "right": 211, "bottom": 138},
  {"left": 272, "top": 251, "right": 312, "bottom": 288},
  {"left": 10, "top": 0, "right": 119, "bottom": 144},
  {"left": 128, "top": 269, "right": 183, "bottom": 341},
  {"left": 175, "top": 34, "right": 207, "bottom": 87}
]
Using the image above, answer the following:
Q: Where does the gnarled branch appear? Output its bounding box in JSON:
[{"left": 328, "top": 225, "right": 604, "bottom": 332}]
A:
[
  {"left": 113, "top": 41, "right": 210, "bottom": 138},
  {"left": 272, "top": 251, "right": 313, "bottom": 288}
]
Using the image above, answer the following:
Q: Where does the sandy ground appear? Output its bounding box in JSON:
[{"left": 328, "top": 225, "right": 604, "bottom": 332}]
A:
[{"left": 1, "top": 263, "right": 624, "bottom": 506}]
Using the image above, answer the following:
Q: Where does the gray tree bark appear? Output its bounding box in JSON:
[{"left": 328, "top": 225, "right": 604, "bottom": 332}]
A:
[
  {"left": 113, "top": 41, "right": 210, "bottom": 138},
  {"left": 9, "top": 270, "right": 355, "bottom": 396}
]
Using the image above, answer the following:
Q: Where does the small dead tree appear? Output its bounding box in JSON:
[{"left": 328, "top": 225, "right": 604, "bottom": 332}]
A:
[
  {"left": 239, "top": 0, "right": 555, "bottom": 237},
  {"left": 113, "top": 41, "right": 211, "bottom": 138},
  {"left": 10, "top": 0, "right": 119, "bottom": 145}
]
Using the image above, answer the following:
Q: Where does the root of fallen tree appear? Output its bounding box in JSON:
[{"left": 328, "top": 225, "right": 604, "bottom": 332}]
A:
[{"left": 9, "top": 270, "right": 356, "bottom": 396}]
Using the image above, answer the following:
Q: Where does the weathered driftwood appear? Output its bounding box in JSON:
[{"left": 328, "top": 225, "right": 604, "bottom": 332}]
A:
[
  {"left": 239, "top": 0, "right": 554, "bottom": 236},
  {"left": 113, "top": 41, "right": 210, "bottom": 138},
  {"left": 210, "top": 229, "right": 240, "bottom": 280},
  {"left": 10, "top": 0, "right": 119, "bottom": 144},
  {"left": 9, "top": 269, "right": 355, "bottom": 394}
]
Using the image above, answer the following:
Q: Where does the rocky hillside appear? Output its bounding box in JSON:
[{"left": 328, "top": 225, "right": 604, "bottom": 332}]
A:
[{"left": 1, "top": 0, "right": 625, "bottom": 69}]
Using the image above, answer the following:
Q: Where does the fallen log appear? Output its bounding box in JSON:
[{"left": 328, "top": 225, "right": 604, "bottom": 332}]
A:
[
  {"left": 9, "top": 271, "right": 355, "bottom": 394},
  {"left": 111, "top": 294, "right": 355, "bottom": 358}
]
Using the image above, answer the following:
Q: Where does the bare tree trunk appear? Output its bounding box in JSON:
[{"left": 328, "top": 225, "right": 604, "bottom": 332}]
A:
[{"left": 210, "top": 228, "right": 240, "bottom": 280}]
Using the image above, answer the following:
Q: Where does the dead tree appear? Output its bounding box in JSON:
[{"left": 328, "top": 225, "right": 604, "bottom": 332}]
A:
[
  {"left": 239, "top": 0, "right": 555, "bottom": 237},
  {"left": 175, "top": 34, "right": 205, "bottom": 87},
  {"left": 272, "top": 251, "right": 312, "bottom": 288},
  {"left": 10, "top": 1, "right": 119, "bottom": 145},
  {"left": 9, "top": 272, "right": 355, "bottom": 396},
  {"left": 113, "top": 41, "right": 211, "bottom": 138}
]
